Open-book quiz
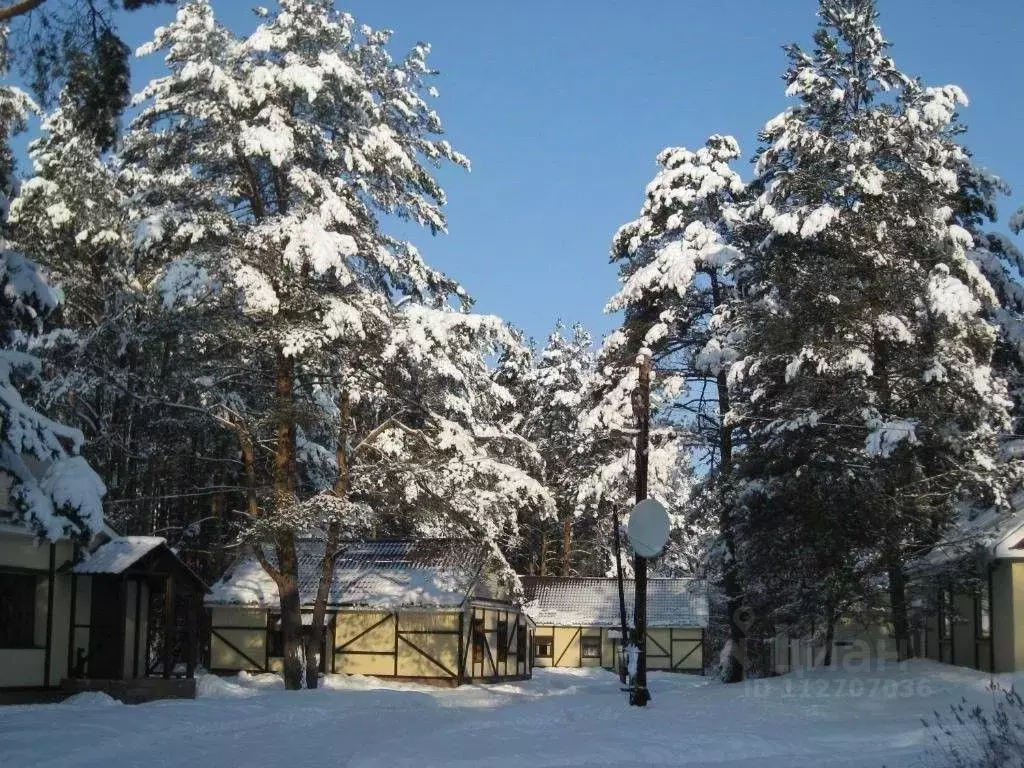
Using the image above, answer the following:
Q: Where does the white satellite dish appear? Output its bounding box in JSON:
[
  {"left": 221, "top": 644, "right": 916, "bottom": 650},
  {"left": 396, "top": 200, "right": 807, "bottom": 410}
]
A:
[{"left": 626, "top": 499, "right": 670, "bottom": 557}]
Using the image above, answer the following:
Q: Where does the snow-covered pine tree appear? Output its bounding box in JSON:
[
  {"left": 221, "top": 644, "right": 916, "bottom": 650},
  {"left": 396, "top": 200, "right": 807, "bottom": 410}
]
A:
[
  {"left": 505, "top": 321, "right": 598, "bottom": 576},
  {"left": 7, "top": 91, "right": 234, "bottom": 573},
  {"left": 125, "top": 0, "right": 548, "bottom": 689},
  {"left": 599, "top": 135, "right": 747, "bottom": 680},
  {"left": 0, "top": 39, "right": 105, "bottom": 541},
  {"left": 731, "top": 0, "right": 1014, "bottom": 659}
]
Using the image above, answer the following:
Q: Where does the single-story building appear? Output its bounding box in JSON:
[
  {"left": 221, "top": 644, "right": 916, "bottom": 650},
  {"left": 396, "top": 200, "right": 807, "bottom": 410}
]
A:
[
  {"left": 767, "top": 616, "right": 901, "bottom": 675},
  {"left": 521, "top": 576, "right": 708, "bottom": 673},
  {"left": 908, "top": 508, "right": 1024, "bottom": 673},
  {"left": 0, "top": 517, "right": 208, "bottom": 703},
  {"left": 206, "top": 538, "right": 535, "bottom": 686}
]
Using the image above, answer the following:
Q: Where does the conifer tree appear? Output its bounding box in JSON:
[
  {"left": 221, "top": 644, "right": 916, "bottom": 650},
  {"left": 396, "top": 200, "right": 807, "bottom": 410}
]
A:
[
  {"left": 732, "top": 0, "right": 1013, "bottom": 658},
  {"left": 510, "top": 321, "right": 595, "bottom": 576},
  {"left": 599, "top": 135, "right": 747, "bottom": 680},
  {"left": 124, "top": 0, "right": 549, "bottom": 689},
  {"left": 0, "top": 40, "right": 104, "bottom": 541}
]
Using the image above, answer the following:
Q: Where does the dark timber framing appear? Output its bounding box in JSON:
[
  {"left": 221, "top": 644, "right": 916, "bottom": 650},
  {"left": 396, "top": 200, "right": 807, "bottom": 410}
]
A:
[{"left": 42, "top": 544, "right": 55, "bottom": 688}]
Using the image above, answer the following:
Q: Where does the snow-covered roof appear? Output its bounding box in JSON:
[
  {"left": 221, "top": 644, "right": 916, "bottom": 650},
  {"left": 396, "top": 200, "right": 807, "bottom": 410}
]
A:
[
  {"left": 207, "top": 539, "right": 510, "bottom": 610},
  {"left": 71, "top": 536, "right": 167, "bottom": 574},
  {"left": 521, "top": 577, "right": 709, "bottom": 629},
  {"left": 911, "top": 504, "right": 1024, "bottom": 575}
]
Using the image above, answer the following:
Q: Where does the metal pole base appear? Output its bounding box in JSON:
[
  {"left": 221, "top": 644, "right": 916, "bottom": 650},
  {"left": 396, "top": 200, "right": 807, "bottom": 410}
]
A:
[{"left": 629, "top": 685, "right": 651, "bottom": 706}]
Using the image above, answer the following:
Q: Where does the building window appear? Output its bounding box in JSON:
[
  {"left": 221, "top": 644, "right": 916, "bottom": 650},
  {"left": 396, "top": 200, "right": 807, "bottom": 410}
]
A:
[
  {"left": 978, "top": 584, "right": 992, "bottom": 640},
  {"left": 582, "top": 635, "right": 601, "bottom": 659},
  {"left": 496, "top": 619, "right": 508, "bottom": 663},
  {"left": 0, "top": 572, "right": 38, "bottom": 648},
  {"left": 534, "top": 635, "right": 553, "bottom": 659},
  {"left": 472, "top": 617, "right": 485, "bottom": 664}
]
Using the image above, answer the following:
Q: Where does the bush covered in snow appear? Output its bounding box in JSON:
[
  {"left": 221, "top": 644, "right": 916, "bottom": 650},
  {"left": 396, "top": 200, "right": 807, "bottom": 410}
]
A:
[{"left": 922, "top": 683, "right": 1024, "bottom": 768}]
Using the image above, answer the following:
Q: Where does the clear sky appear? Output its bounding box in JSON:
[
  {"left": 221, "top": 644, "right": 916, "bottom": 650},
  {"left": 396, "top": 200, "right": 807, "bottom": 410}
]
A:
[{"left": 108, "top": 0, "right": 1024, "bottom": 344}]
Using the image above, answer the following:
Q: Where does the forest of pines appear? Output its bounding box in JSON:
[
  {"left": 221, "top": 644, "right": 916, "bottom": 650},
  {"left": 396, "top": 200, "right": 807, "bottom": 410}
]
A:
[{"left": 0, "top": 0, "right": 1022, "bottom": 690}]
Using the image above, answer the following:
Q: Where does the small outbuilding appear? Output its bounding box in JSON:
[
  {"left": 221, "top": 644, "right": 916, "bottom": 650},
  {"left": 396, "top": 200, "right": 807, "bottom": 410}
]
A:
[
  {"left": 207, "top": 538, "right": 534, "bottom": 686},
  {"left": 0, "top": 517, "right": 208, "bottom": 703},
  {"left": 521, "top": 576, "right": 708, "bottom": 673},
  {"left": 909, "top": 508, "right": 1024, "bottom": 673}
]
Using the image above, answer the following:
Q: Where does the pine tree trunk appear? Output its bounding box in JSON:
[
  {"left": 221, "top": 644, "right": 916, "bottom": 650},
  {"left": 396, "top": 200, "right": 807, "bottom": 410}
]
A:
[
  {"left": 708, "top": 272, "right": 745, "bottom": 685},
  {"left": 539, "top": 528, "right": 548, "bottom": 577},
  {"left": 273, "top": 350, "right": 303, "bottom": 690},
  {"left": 303, "top": 522, "right": 338, "bottom": 690},
  {"left": 888, "top": 557, "right": 910, "bottom": 662},
  {"left": 717, "top": 364, "right": 745, "bottom": 684},
  {"left": 561, "top": 517, "right": 572, "bottom": 577},
  {"left": 275, "top": 532, "right": 304, "bottom": 690},
  {"left": 822, "top": 612, "right": 837, "bottom": 667},
  {"left": 304, "top": 390, "right": 351, "bottom": 689}
]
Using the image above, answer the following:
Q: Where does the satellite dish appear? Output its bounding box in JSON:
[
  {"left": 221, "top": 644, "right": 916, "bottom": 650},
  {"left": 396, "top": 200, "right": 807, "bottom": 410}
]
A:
[{"left": 627, "top": 499, "right": 670, "bottom": 557}]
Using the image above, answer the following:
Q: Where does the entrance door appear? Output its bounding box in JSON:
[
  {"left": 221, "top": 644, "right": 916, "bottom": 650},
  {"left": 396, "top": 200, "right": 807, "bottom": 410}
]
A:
[{"left": 88, "top": 577, "right": 124, "bottom": 678}]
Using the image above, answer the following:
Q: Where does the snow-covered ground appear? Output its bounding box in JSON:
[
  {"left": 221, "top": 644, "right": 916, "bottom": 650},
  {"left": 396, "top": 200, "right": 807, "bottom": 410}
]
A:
[{"left": 0, "top": 660, "right": 1012, "bottom": 767}]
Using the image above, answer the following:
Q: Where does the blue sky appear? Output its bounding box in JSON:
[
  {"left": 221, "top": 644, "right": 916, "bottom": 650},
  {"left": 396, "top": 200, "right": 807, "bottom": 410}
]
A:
[{"left": 104, "top": 1, "right": 1024, "bottom": 343}]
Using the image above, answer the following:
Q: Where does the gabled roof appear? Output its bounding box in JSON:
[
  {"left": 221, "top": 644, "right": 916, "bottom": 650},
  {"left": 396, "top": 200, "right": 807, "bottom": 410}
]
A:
[
  {"left": 71, "top": 536, "right": 166, "bottom": 574},
  {"left": 70, "top": 535, "right": 209, "bottom": 592},
  {"left": 521, "top": 576, "right": 709, "bottom": 629},
  {"left": 910, "top": 503, "right": 1024, "bottom": 575},
  {"left": 207, "top": 538, "right": 513, "bottom": 610}
]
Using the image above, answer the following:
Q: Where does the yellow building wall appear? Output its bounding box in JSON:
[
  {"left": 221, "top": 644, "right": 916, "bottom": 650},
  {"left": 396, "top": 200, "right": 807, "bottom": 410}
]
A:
[
  {"left": 992, "top": 561, "right": 1016, "bottom": 672},
  {"left": 533, "top": 624, "right": 703, "bottom": 672},
  {"left": 669, "top": 628, "right": 703, "bottom": 671},
  {"left": 334, "top": 611, "right": 397, "bottom": 676},
  {"left": 395, "top": 612, "right": 460, "bottom": 678},
  {"left": 209, "top": 604, "right": 526, "bottom": 683},
  {"left": 0, "top": 532, "right": 76, "bottom": 687},
  {"left": 466, "top": 604, "right": 530, "bottom": 679},
  {"left": 552, "top": 626, "right": 581, "bottom": 667},
  {"left": 1013, "top": 562, "right": 1024, "bottom": 672},
  {"left": 209, "top": 606, "right": 268, "bottom": 672},
  {"left": 646, "top": 629, "right": 672, "bottom": 670}
]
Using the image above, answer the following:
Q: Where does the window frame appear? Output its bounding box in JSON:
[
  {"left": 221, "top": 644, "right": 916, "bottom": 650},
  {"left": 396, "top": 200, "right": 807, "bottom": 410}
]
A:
[
  {"left": 534, "top": 634, "right": 553, "bottom": 659},
  {"left": 581, "top": 635, "right": 602, "bottom": 659},
  {"left": 0, "top": 571, "right": 40, "bottom": 649}
]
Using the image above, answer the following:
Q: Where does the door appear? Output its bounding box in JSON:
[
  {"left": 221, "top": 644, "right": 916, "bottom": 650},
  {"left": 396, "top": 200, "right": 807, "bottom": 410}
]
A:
[{"left": 88, "top": 577, "right": 124, "bottom": 678}]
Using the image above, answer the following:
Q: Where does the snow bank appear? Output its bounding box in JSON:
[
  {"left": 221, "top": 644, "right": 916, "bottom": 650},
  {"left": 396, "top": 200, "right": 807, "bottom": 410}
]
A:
[
  {"left": 60, "top": 691, "right": 120, "bottom": 707},
  {"left": 3, "top": 661, "right": 1015, "bottom": 767}
]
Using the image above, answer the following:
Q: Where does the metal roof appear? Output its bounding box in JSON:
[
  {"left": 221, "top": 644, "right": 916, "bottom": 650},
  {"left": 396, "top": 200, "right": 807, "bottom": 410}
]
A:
[
  {"left": 71, "top": 536, "right": 166, "bottom": 575},
  {"left": 207, "top": 538, "right": 507, "bottom": 610},
  {"left": 521, "top": 576, "right": 709, "bottom": 629}
]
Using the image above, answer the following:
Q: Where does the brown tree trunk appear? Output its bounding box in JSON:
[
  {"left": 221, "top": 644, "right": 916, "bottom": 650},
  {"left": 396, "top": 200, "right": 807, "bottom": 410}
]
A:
[
  {"left": 717, "top": 367, "right": 745, "bottom": 684},
  {"left": 275, "top": 532, "right": 304, "bottom": 689},
  {"left": 561, "top": 517, "right": 573, "bottom": 577},
  {"left": 888, "top": 556, "right": 909, "bottom": 662},
  {"left": 539, "top": 527, "right": 548, "bottom": 576},
  {"left": 304, "top": 390, "right": 351, "bottom": 689},
  {"left": 272, "top": 350, "right": 303, "bottom": 690},
  {"left": 822, "top": 611, "right": 837, "bottom": 667},
  {"left": 709, "top": 272, "right": 745, "bottom": 685}
]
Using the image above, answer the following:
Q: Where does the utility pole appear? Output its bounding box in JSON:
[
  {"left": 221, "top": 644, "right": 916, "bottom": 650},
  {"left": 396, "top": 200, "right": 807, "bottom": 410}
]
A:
[
  {"left": 612, "top": 506, "right": 629, "bottom": 684},
  {"left": 630, "top": 351, "right": 652, "bottom": 707}
]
